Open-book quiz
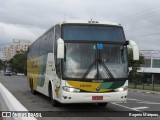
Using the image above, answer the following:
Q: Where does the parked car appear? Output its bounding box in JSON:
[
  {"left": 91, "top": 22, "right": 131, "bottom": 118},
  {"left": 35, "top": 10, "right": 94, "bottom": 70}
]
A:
[
  {"left": 17, "top": 73, "right": 25, "bottom": 76},
  {"left": 4, "top": 71, "right": 12, "bottom": 76}
]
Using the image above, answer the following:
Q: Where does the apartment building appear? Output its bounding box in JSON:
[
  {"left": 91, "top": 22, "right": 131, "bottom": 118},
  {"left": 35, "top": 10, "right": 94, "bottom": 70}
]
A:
[{"left": 3, "top": 40, "right": 31, "bottom": 61}]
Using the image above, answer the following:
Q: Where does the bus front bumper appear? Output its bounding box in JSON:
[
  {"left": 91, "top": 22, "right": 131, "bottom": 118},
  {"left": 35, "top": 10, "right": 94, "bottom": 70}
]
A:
[{"left": 59, "top": 91, "right": 128, "bottom": 104}]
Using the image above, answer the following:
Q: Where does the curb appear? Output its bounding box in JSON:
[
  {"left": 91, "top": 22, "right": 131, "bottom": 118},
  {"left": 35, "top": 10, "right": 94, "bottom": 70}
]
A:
[
  {"left": 0, "top": 82, "right": 37, "bottom": 120},
  {"left": 0, "top": 98, "right": 2, "bottom": 120},
  {"left": 128, "top": 88, "right": 160, "bottom": 95}
]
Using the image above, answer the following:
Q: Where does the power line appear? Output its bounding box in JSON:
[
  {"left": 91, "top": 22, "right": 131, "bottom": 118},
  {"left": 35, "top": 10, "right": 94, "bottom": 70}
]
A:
[
  {"left": 111, "top": 4, "right": 160, "bottom": 29},
  {"left": 124, "top": 20, "right": 160, "bottom": 32},
  {"left": 121, "top": 12, "right": 160, "bottom": 24},
  {"left": 113, "top": 4, "right": 160, "bottom": 22},
  {"left": 128, "top": 32, "right": 160, "bottom": 38}
]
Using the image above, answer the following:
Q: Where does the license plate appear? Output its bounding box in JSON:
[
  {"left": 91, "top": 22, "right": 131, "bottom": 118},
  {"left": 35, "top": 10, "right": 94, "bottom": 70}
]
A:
[{"left": 92, "top": 96, "right": 103, "bottom": 100}]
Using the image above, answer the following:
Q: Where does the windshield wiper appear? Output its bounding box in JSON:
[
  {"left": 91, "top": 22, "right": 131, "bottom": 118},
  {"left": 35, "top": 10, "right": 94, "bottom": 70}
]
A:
[
  {"left": 99, "top": 59, "right": 115, "bottom": 80},
  {"left": 82, "top": 58, "right": 115, "bottom": 80},
  {"left": 82, "top": 45, "right": 115, "bottom": 80},
  {"left": 82, "top": 59, "right": 97, "bottom": 79}
]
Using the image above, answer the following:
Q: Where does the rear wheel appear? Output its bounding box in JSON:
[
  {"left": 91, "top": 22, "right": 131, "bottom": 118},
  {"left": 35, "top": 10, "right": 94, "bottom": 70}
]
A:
[
  {"left": 30, "top": 79, "right": 37, "bottom": 95},
  {"left": 97, "top": 103, "right": 108, "bottom": 107}
]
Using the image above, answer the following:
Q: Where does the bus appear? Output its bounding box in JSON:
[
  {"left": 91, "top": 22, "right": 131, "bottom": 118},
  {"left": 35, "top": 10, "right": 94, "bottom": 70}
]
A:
[{"left": 27, "top": 20, "right": 139, "bottom": 107}]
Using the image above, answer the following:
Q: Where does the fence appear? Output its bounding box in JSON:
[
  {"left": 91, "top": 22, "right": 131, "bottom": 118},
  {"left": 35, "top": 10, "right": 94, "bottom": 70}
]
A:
[{"left": 129, "top": 82, "right": 160, "bottom": 91}]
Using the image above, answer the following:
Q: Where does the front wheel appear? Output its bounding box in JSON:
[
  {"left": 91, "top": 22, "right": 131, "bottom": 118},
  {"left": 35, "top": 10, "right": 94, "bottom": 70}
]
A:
[{"left": 50, "top": 87, "right": 61, "bottom": 107}]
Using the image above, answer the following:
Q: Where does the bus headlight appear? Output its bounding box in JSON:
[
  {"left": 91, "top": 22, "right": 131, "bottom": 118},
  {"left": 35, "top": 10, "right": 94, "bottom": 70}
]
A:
[
  {"left": 114, "top": 86, "right": 128, "bottom": 92},
  {"left": 62, "top": 86, "right": 80, "bottom": 92}
]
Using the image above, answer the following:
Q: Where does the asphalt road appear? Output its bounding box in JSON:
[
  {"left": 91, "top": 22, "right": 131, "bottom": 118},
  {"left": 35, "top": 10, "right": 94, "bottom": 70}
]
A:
[{"left": 0, "top": 73, "right": 160, "bottom": 120}]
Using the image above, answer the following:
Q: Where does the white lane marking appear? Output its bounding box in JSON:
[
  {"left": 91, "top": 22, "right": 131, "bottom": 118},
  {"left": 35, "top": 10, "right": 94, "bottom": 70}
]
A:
[
  {"left": 131, "top": 107, "right": 148, "bottom": 110},
  {"left": 112, "top": 99, "right": 159, "bottom": 117},
  {"left": 138, "top": 101, "right": 160, "bottom": 105},
  {"left": 111, "top": 103, "right": 151, "bottom": 117},
  {"left": 114, "top": 102, "right": 128, "bottom": 104},
  {"left": 111, "top": 103, "right": 140, "bottom": 111},
  {"left": 128, "top": 98, "right": 160, "bottom": 105},
  {"left": 128, "top": 98, "right": 141, "bottom": 101}
]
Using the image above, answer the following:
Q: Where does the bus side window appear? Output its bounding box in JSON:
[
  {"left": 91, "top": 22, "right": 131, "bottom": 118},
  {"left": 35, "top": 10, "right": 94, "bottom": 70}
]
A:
[{"left": 55, "top": 25, "right": 61, "bottom": 78}]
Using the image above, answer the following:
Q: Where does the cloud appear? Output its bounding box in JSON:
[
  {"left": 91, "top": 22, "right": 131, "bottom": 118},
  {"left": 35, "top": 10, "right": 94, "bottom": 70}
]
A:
[
  {"left": 0, "top": 0, "right": 146, "bottom": 28},
  {"left": 0, "top": 22, "right": 44, "bottom": 59},
  {"left": 0, "top": 25, "right": 10, "bottom": 58},
  {"left": 0, "top": 22, "right": 44, "bottom": 42},
  {"left": 0, "top": 0, "right": 160, "bottom": 59}
]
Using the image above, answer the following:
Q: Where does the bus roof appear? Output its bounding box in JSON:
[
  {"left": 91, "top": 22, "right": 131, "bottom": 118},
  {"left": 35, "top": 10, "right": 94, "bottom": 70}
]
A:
[
  {"left": 30, "top": 20, "right": 122, "bottom": 47},
  {"left": 58, "top": 19, "right": 121, "bottom": 26}
]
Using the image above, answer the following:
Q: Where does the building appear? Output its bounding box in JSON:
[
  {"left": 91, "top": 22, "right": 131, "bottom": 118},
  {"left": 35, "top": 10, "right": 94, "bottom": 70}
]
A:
[
  {"left": 3, "top": 47, "right": 9, "bottom": 61},
  {"left": 3, "top": 40, "right": 31, "bottom": 61},
  {"left": 139, "top": 50, "right": 160, "bottom": 84}
]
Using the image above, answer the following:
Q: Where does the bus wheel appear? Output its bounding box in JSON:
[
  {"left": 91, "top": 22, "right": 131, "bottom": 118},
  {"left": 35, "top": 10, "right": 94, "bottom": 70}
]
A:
[
  {"left": 50, "top": 86, "right": 61, "bottom": 107},
  {"left": 98, "top": 103, "right": 108, "bottom": 107},
  {"left": 30, "top": 80, "right": 37, "bottom": 95}
]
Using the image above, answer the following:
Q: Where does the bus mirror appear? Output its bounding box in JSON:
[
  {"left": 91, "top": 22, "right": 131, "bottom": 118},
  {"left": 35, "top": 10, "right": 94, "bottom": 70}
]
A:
[
  {"left": 128, "top": 40, "right": 139, "bottom": 60},
  {"left": 57, "top": 38, "right": 64, "bottom": 59}
]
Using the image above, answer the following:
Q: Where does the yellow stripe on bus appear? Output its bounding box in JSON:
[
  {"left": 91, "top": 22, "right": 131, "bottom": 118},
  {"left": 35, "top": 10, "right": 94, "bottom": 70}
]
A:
[{"left": 67, "top": 81, "right": 112, "bottom": 92}]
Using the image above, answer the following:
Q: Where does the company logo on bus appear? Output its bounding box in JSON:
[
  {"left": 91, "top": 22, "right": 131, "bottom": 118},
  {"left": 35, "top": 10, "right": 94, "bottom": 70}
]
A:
[{"left": 96, "top": 87, "right": 100, "bottom": 91}]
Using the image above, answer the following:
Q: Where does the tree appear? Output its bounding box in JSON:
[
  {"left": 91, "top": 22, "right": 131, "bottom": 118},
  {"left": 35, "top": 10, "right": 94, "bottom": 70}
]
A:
[
  {"left": 128, "top": 49, "right": 144, "bottom": 88},
  {"left": 0, "top": 59, "right": 4, "bottom": 70},
  {"left": 9, "top": 52, "right": 27, "bottom": 75}
]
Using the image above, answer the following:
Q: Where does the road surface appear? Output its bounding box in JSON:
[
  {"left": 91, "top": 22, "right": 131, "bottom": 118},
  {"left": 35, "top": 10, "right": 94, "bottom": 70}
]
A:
[{"left": 0, "top": 73, "right": 160, "bottom": 120}]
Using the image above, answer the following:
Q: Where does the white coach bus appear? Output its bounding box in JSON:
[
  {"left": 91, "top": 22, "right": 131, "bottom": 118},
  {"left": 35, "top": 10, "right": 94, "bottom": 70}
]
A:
[{"left": 27, "top": 20, "right": 139, "bottom": 107}]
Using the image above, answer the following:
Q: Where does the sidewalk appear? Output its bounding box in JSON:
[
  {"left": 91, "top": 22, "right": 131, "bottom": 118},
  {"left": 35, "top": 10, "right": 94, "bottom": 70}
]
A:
[
  {"left": 0, "top": 103, "right": 2, "bottom": 120},
  {"left": 0, "top": 91, "right": 3, "bottom": 120},
  {"left": 129, "top": 88, "right": 160, "bottom": 95},
  {"left": 0, "top": 87, "right": 4, "bottom": 120}
]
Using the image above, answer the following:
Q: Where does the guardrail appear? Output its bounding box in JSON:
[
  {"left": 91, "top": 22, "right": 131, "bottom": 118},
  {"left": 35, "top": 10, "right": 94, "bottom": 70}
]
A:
[{"left": 0, "top": 82, "right": 37, "bottom": 120}]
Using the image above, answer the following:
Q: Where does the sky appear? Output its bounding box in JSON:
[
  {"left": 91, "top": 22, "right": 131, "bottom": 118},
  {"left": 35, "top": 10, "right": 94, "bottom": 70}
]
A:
[{"left": 0, "top": 0, "right": 160, "bottom": 59}]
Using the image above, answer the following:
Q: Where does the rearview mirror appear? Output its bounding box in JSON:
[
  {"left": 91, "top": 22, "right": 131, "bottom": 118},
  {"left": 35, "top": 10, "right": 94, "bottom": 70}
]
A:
[
  {"left": 128, "top": 40, "right": 139, "bottom": 60},
  {"left": 57, "top": 38, "right": 64, "bottom": 59}
]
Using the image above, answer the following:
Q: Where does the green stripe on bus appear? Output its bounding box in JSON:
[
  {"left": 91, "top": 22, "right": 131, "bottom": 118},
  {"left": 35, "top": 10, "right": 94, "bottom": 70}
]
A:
[
  {"left": 109, "top": 81, "right": 126, "bottom": 89},
  {"left": 99, "top": 82, "right": 113, "bottom": 89}
]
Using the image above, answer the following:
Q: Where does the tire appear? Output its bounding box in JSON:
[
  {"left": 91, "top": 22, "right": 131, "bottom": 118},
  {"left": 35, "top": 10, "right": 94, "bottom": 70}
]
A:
[
  {"left": 98, "top": 103, "right": 108, "bottom": 107},
  {"left": 30, "top": 80, "right": 37, "bottom": 95},
  {"left": 50, "top": 86, "right": 61, "bottom": 107}
]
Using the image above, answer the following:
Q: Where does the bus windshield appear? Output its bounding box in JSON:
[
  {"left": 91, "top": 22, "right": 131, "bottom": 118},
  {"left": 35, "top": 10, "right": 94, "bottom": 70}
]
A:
[
  {"left": 62, "top": 43, "right": 128, "bottom": 80},
  {"left": 62, "top": 25, "right": 125, "bottom": 42}
]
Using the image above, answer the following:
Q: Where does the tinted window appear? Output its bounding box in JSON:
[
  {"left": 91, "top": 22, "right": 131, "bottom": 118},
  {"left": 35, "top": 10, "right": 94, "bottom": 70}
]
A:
[{"left": 62, "top": 25, "right": 125, "bottom": 42}]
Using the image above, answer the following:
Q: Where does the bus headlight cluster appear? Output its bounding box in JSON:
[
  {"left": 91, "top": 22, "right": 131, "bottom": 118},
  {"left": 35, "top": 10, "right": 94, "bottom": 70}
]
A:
[
  {"left": 62, "top": 86, "right": 80, "bottom": 92},
  {"left": 114, "top": 86, "right": 128, "bottom": 92}
]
